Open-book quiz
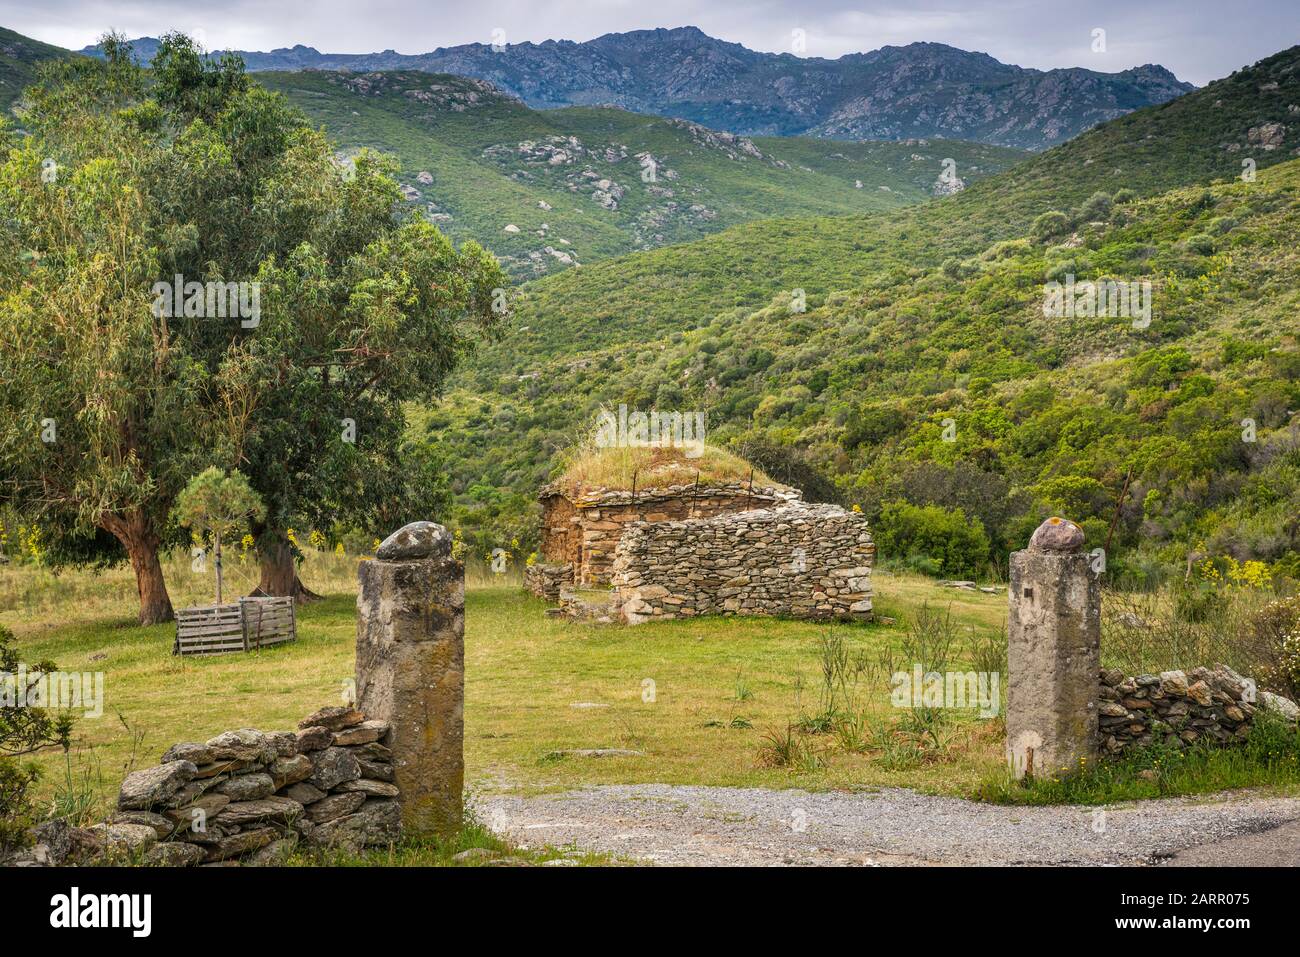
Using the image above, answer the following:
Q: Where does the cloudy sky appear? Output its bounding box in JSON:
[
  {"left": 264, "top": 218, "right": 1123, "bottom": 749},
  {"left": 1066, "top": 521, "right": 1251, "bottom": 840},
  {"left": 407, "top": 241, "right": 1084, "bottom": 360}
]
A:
[{"left": 3, "top": 0, "right": 1296, "bottom": 86}]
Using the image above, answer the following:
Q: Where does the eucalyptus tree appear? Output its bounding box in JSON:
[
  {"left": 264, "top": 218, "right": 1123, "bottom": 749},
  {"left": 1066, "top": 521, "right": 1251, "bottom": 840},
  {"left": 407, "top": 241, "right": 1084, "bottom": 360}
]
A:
[
  {"left": 0, "top": 38, "right": 216, "bottom": 624},
  {"left": 0, "top": 33, "right": 506, "bottom": 621},
  {"left": 142, "top": 33, "right": 506, "bottom": 598}
]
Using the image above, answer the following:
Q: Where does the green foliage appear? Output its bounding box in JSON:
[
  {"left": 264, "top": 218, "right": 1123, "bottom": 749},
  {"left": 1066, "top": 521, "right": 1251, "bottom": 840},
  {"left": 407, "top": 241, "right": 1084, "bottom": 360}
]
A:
[
  {"left": 253, "top": 69, "right": 1026, "bottom": 281},
  {"left": 172, "top": 467, "right": 265, "bottom": 541},
  {"left": 1078, "top": 190, "right": 1113, "bottom": 222},
  {"left": 978, "top": 707, "right": 1300, "bottom": 805},
  {"left": 875, "top": 501, "right": 990, "bottom": 578},
  {"left": 1, "top": 34, "right": 505, "bottom": 615},
  {"left": 1031, "top": 210, "right": 1071, "bottom": 239},
  {"left": 0, "top": 624, "right": 73, "bottom": 851},
  {"left": 0, "top": 26, "right": 78, "bottom": 114}
]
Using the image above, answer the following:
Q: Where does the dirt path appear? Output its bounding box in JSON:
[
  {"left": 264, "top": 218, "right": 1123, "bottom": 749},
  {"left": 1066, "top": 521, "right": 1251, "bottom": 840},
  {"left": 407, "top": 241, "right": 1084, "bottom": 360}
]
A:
[{"left": 479, "top": 785, "right": 1300, "bottom": 866}]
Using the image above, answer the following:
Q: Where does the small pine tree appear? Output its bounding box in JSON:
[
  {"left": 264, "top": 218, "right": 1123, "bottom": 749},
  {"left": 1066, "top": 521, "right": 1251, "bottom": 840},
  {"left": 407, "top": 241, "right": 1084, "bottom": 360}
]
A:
[{"left": 172, "top": 468, "right": 266, "bottom": 605}]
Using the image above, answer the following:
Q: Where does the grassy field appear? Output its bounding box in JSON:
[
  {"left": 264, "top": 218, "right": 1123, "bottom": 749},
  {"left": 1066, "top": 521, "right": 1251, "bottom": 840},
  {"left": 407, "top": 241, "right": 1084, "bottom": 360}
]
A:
[
  {"left": 7, "top": 552, "right": 1300, "bottom": 822},
  {"left": 2, "top": 552, "right": 1016, "bottom": 816}
]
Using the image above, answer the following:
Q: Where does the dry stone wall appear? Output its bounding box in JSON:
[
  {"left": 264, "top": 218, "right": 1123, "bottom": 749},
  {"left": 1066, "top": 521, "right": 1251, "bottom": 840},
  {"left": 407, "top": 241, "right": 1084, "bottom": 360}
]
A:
[
  {"left": 11, "top": 706, "right": 399, "bottom": 867},
  {"left": 541, "top": 481, "right": 801, "bottom": 585},
  {"left": 610, "top": 503, "right": 874, "bottom": 624},
  {"left": 1099, "top": 665, "right": 1298, "bottom": 755},
  {"left": 525, "top": 562, "right": 573, "bottom": 601}
]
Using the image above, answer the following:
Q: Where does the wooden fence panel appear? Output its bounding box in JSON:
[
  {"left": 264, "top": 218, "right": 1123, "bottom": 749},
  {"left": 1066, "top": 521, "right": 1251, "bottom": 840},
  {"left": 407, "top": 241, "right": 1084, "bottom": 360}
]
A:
[{"left": 174, "top": 596, "right": 297, "bottom": 656}]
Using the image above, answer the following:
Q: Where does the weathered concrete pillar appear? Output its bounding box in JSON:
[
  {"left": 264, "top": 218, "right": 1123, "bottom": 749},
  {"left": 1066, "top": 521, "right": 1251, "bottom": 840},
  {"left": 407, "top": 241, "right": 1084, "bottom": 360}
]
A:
[
  {"left": 1006, "top": 517, "right": 1100, "bottom": 780},
  {"left": 356, "top": 521, "right": 464, "bottom": 836}
]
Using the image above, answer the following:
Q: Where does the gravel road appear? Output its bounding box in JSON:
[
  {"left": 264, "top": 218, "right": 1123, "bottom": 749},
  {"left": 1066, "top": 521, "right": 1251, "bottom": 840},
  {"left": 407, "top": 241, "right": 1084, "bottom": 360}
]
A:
[{"left": 480, "top": 784, "right": 1300, "bottom": 866}]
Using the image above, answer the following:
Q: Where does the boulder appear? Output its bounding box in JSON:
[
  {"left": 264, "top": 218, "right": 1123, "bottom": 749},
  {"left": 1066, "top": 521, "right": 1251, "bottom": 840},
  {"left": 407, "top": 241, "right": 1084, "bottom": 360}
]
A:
[
  {"left": 1261, "top": 691, "right": 1300, "bottom": 722},
  {"left": 214, "top": 796, "right": 304, "bottom": 828},
  {"left": 356, "top": 757, "right": 394, "bottom": 782},
  {"left": 1158, "top": 670, "right": 1188, "bottom": 696},
  {"left": 268, "top": 754, "right": 314, "bottom": 789},
  {"left": 163, "top": 793, "right": 231, "bottom": 837},
  {"left": 265, "top": 731, "right": 299, "bottom": 757},
  {"left": 283, "top": 782, "right": 328, "bottom": 805},
  {"left": 1187, "top": 680, "right": 1214, "bottom": 707},
  {"left": 109, "top": 810, "right": 175, "bottom": 840},
  {"left": 247, "top": 837, "right": 298, "bottom": 867},
  {"left": 373, "top": 521, "right": 452, "bottom": 562},
  {"left": 295, "top": 726, "right": 335, "bottom": 752},
  {"left": 335, "top": 778, "right": 401, "bottom": 798},
  {"left": 29, "top": 819, "right": 77, "bottom": 865},
  {"left": 1027, "top": 516, "right": 1085, "bottom": 552},
  {"left": 203, "top": 827, "right": 278, "bottom": 863},
  {"left": 161, "top": 742, "right": 214, "bottom": 765},
  {"left": 206, "top": 729, "right": 274, "bottom": 763},
  {"left": 143, "top": 842, "right": 205, "bottom": 867},
  {"left": 87, "top": 822, "right": 158, "bottom": 856},
  {"left": 307, "top": 799, "right": 401, "bottom": 851},
  {"left": 305, "top": 791, "right": 366, "bottom": 823},
  {"left": 333, "top": 720, "right": 389, "bottom": 746},
  {"left": 192, "top": 759, "right": 249, "bottom": 779}
]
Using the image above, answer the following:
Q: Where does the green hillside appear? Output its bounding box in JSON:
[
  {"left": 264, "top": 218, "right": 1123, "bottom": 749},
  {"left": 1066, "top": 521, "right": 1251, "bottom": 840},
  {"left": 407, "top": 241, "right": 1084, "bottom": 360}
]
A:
[
  {"left": 0, "top": 27, "right": 76, "bottom": 115},
  {"left": 254, "top": 69, "right": 1025, "bottom": 278},
  {"left": 423, "top": 48, "right": 1300, "bottom": 579},
  {"left": 497, "top": 45, "right": 1299, "bottom": 361}
]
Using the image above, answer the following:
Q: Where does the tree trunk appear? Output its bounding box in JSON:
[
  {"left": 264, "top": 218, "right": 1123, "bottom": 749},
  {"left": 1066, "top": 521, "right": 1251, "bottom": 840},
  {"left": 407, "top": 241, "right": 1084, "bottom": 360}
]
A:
[
  {"left": 214, "top": 529, "right": 224, "bottom": 606},
  {"left": 103, "top": 512, "right": 175, "bottom": 626},
  {"left": 255, "top": 527, "right": 322, "bottom": 604}
]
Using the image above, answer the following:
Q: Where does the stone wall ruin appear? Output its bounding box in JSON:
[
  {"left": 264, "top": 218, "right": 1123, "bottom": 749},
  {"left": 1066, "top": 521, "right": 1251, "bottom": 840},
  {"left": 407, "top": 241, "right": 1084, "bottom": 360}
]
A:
[
  {"left": 609, "top": 503, "right": 874, "bottom": 624},
  {"left": 540, "top": 481, "right": 801, "bottom": 586}
]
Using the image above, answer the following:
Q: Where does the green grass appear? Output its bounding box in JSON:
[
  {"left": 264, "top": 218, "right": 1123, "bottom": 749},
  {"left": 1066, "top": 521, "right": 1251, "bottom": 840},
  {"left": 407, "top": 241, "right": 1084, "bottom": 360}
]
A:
[
  {"left": 4, "top": 556, "right": 1016, "bottom": 815},
  {"left": 4, "top": 554, "right": 1299, "bottom": 830},
  {"left": 280, "top": 809, "right": 615, "bottom": 867},
  {"left": 977, "top": 710, "right": 1300, "bottom": 806}
]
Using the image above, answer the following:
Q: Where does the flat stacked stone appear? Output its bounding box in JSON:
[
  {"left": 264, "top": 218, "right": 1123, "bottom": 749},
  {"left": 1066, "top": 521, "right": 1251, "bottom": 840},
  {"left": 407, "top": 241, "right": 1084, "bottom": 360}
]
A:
[
  {"left": 12, "top": 706, "right": 402, "bottom": 867},
  {"left": 1098, "top": 664, "right": 1298, "bottom": 756},
  {"left": 524, "top": 562, "right": 573, "bottom": 602},
  {"left": 608, "top": 502, "right": 874, "bottom": 625}
]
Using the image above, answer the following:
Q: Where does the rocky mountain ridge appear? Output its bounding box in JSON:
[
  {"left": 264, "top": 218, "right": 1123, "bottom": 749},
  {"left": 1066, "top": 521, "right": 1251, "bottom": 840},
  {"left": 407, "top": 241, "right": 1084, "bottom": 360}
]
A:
[{"left": 83, "top": 26, "right": 1194, "bottom": 149}]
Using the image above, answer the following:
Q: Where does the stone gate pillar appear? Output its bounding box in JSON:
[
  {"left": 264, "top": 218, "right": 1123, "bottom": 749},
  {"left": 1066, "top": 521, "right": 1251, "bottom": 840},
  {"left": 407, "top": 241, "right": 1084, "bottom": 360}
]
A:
[
  {"left": 356, "top": 521, "right": 464, "bottom": 836},
  {"left": 1006, "top": 517, "right": 1100, "bottom": 780}
]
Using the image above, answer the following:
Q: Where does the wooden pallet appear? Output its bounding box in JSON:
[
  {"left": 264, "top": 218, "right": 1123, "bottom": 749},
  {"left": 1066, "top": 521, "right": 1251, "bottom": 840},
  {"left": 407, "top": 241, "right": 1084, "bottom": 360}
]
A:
[{"left": 174, "top": 596, "right": 296, "bottom": 656}]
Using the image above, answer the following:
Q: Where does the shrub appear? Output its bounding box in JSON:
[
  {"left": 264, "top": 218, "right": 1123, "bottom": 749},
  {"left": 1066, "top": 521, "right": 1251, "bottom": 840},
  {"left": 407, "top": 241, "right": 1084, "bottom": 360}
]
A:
[
  {"left": 0, "top": 625, "right": 74, "bottom": 853},
  {"left": 1249, "top": 596, "right": 1300, "bottom": 698},
  {"left": 875, "top": 500, "right": 990, "bottom": 578},
  {"left": 1078, "top": 191, "right": 1113, "bottom": 222},
  {"left": 0, "top": 759, "right": 41, "bottom": 853},
  {"left": 1031, "top": 210, "right": 1070, "bottom": 240}
]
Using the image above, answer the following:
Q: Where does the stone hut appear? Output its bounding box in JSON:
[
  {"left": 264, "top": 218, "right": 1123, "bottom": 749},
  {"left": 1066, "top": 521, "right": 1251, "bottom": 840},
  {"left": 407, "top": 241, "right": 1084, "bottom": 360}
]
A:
[{"left": 537, "top": 449, "right": 799, "bottom": 587}]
